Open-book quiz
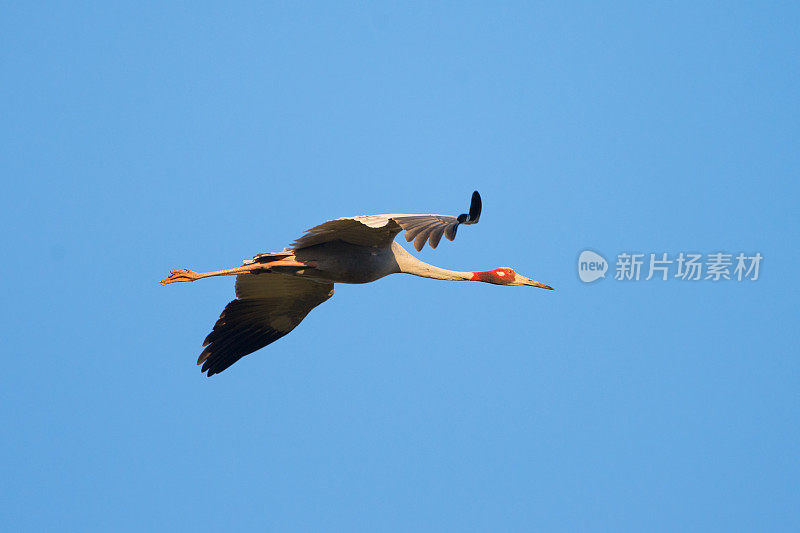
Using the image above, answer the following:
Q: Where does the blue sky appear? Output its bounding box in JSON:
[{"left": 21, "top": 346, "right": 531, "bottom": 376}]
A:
[{"left": 2, "top": 2, "right": 798, "bottom": 531}]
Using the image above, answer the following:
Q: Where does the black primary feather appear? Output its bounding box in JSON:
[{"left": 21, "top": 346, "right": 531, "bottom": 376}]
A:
[{"left": 457, "top": 191, "right": 481, "bottom": 224}]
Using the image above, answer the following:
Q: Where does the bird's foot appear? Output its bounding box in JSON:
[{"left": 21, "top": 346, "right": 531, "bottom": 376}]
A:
[{"left": 160, "top": 269, "right": 201, "bottom": 284}]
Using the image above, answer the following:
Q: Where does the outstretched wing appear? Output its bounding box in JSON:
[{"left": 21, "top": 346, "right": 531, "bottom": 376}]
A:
[
  {"left": 197, "top": 273, "right": 334, "bottom": 376},
  {"left": 291, "top": 191, "right": 482, "bottom": 252}
]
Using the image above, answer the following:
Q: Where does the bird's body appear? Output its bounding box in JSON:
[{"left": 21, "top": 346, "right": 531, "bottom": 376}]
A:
[
  {"left": 289, "top": 240, "right": 402, "bottom": 285},
  {"left": 162, "top": 192, "right": 553, "bottom": 376}
]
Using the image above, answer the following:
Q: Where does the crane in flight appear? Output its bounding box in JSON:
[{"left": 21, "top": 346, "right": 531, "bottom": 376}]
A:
[{"left": 161, "top": 191, "right": 554, "bottom": 376}]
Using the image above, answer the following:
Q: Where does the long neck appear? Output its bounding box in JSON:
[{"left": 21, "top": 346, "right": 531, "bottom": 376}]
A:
[{"left": 392, "top": 242, "right": 474, "bottom": 281}]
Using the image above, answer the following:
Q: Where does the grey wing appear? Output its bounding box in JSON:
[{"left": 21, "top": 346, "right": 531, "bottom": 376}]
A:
[
  {"left": 290, "top": 216, "right": 404, "bottom": 249},
  {"left": 197, "top": 273, "right": 334, "bottom": 377},
  {"left": 291, "top": 191, "right": 482, "bottom": 252}
]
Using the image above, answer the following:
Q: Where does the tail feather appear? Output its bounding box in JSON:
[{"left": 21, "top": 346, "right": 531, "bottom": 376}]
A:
[{"left": 244, "top": 251, "right": 294, "bottom": 265}]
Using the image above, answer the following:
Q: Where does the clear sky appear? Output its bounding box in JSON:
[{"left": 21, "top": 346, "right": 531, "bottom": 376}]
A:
[{"left": 2, "top": 2, "right": 798, "bottom": 531}]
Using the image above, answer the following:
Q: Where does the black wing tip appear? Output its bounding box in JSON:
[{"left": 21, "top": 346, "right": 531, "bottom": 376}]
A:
[
  {"left": 456, "top": 190, "right": 481, "bottom": 224},
  {"left": 200, "top": 353, "right": 238, "bottom": 377},
  {"left": 196, "top": 322, "right": 292, "bottom": 378}
]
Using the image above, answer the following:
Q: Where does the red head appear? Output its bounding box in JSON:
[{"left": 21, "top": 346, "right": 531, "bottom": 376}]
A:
[{"left": 471, "top": 267, "right": 554, "bottom": 290}]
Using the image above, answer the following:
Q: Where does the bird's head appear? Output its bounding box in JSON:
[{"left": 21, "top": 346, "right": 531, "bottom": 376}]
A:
[{"left": 471, "top": 267, "right": 554, "bottom": 290}]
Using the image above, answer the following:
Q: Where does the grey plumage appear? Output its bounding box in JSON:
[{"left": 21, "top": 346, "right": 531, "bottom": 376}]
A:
[
  {"left": 161, "top": 191, "right": 554, "bottom": 377},
  {"left": 292, "top": 190, "right": 481, "bottom": 251},
  {"left": 293, "top": 213, "right": 463, "bottom": 251}
]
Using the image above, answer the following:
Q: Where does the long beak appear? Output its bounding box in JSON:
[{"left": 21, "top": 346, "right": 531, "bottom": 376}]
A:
[{"left": 519, "top": 276, "right": 555, "bottom": 290}]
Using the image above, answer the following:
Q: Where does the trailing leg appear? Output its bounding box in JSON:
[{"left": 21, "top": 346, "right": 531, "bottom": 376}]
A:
[{"left": 160, "top": 259, "right": 317, "bottom": 285}]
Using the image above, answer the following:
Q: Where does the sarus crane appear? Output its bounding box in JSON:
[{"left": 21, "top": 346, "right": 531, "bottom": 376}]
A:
[{"left": 161, "top": 191, "right": 554, "bottom": 376}]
